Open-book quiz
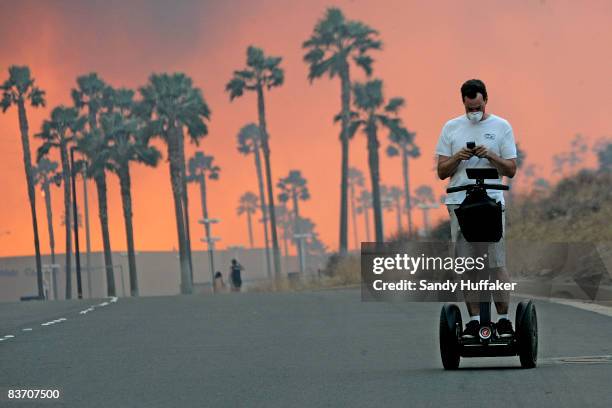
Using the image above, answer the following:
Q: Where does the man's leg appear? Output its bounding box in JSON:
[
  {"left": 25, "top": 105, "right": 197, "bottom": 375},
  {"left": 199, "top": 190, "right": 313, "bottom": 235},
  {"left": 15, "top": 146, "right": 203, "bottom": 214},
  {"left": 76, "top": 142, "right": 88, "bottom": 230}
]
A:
[
  {"left": 448, "top": 205, "right": 480, "bottom": 339},
  {"left": 492, "top": 266, "right": 511, "bottom": 314},
  {"left": 488, "top": 206, "right": 511, "bottom": 316},
  {"left": 488, "top": 206, "right": 514, "bottom": 336}
]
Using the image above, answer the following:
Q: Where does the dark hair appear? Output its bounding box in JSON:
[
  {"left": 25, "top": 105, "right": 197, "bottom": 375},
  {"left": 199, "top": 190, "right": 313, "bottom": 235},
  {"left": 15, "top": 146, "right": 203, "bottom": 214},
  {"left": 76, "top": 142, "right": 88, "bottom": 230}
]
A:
[
  {"left": 214, "top": 271, "right": 222, "bottom": 278},
  {"left": 461, "top": 79, "right": 487, "bottom": 101}
]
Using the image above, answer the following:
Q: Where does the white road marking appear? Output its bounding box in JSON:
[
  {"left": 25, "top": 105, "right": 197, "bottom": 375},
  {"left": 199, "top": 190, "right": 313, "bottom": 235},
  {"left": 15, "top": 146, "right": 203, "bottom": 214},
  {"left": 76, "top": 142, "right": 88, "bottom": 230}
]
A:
[
  {"left": 2, "top": 297, "right": 117, "bottom": 345},
  {"left": 79, "top": 307, "right": 95, "bottom": 315}
]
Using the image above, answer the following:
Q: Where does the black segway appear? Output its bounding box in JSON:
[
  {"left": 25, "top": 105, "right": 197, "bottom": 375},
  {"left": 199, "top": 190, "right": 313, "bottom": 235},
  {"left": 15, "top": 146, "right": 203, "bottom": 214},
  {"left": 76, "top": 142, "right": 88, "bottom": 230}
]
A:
[{"left": 439, "top": 168, "right": 538, "bottom": 369}]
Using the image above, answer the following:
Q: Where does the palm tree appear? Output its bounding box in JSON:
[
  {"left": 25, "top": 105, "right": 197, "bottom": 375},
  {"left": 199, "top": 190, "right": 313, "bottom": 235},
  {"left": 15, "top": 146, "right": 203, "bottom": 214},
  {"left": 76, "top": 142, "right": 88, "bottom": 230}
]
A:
[
  {"left": 139, "top": 73, "right": 211, "bottom": 294},
  {"left": 381, "top": 185, "right": 403, "bottom": 233},
  {"left": 178, "top": 128, "right": 195, "bottom": 283},
  {"left": 274, "top": 204, "right": 292, "bottom": 269},
  {"left": 348, "top": 167, "right": 364, "bottom": 250},
  {"left": 386, "top": 127, "right": 420, "bottom": 235},
  {"left": 32, "top": 157, "right": 61, "bottom": 299},
  {"left": 296, "top": 217, "right": 327, "bottom": 259},
  {"left": 349, "top": 79, "right": 405, "bottom": 243},
  {"left": 72, "top": 73, "right": 116, "bottom": 296},
  {"left": 186, "top": 151, "right": 220, "bottom": 286},
  {"left": 71, "top": 158, "right": 93, "bottom": 298},
  {"left": 277, "top": 170, "right": 310, "bottom": 273},
  {"left": 356, "top": 189, "right": 372, "bottom": 242},
  {"left": 414, "top": 185, "right": 438, "bottom": 237},
  {"left": 237, "top": 192, "right": 259, "bottom": 248},
  {"left": 237, "top": 123, "right": 272, "bottom": 278},
  {"left": 36, "top": 106, "right": 85, "bottom": 299},
  {"left": 103, "top": 87, "right": 161, "bottom": 297},
  {"left": 1, "top": 66, "right": 46, "bottom": 298},
  {"left": 226, "top": 46, "right": 284, "bottom": 279},
  {"left": 303, "top": 7, "right": 381, "bottom": 255}
]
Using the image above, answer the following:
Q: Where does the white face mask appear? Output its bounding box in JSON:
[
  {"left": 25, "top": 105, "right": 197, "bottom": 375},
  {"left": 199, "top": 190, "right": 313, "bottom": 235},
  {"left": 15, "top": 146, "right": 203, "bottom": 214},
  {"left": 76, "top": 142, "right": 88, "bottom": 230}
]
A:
[{"left": 467, "top": 111, "right": 483, "bottom": 124}]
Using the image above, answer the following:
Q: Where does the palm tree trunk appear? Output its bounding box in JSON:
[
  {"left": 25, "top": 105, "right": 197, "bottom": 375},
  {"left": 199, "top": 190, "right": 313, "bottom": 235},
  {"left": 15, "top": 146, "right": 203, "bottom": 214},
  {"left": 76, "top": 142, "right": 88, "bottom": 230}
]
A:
[
  {"left": 395, "top": 198, "right": 402, "bottom": 232},
  {"left": 253, "top": 147, "right": 272, "bottom": 279},
  {"left": 256, "top": 85, "right": 282, "bottom": 279},
  {"left": 198, "top": 174, "right": 215, "bottom": 286},
  {"left": 94, "top": 172, "right": 116, "bottom": 296},
  {"left": 177, "top": 131, "right": 194, "bottom": 285},
  {"left": 364, "top": 204, "right": 371, "bottom": 242},
  {"left": 17, "top": 101, "right": 44, "bottom": 298},
  {"left": 292, "top": 189, "right": 303, "bottom": 273},
  {"left": 338, "top": 65, "right": 351, "bottom": 255},
  {"left": 367, "top": 127, "right": 384, "bottom": 242},
  {"left": 84, "top": 113, "right": 96, "bottom": 298},
  {"left": 402, "top": 147, "right": 413, "bottom": 236},
  {"left": 350, "top": 183, "right": 359, "bottom": 250},
  {"left": 422, "top": 208, "right": 430, "bottom": 237},
  {"left": 168, "top": 127, "right": 192, "bottom": 294},
  {"left": 82, "top": 167, "right": 92, "bottom": 298},
  {"left": 59, "top": 144, "right": 72, "bottom": 299},
  {"left": 282, "top": 225, "right": 289, "bottom": 258},
  {"left": 246, "top": 211, "right": 254, "bottom": 248},
  {"left": 118, "top": 164, "right": 138, "bottom": 296},
  {"left": 43, "top": 184, "right": 58, "bottom": 300}
]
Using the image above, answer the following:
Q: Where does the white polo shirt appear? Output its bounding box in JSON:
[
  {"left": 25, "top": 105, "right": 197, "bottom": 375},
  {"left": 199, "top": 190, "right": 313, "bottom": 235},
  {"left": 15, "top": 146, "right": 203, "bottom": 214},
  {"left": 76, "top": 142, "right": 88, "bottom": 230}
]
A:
[{"left": 435, "top": 113, "right": 517, "bottom": 205}]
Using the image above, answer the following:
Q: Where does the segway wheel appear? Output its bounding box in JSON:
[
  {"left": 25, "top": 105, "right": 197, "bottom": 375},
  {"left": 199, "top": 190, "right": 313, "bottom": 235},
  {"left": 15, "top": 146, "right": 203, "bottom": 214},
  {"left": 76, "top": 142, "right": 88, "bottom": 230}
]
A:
[
  {"left": 439, "top": 304, "right": 462, "bottom": 370},
  {"left": 516, "top": 300, "right": 538, "bottom": 368}
]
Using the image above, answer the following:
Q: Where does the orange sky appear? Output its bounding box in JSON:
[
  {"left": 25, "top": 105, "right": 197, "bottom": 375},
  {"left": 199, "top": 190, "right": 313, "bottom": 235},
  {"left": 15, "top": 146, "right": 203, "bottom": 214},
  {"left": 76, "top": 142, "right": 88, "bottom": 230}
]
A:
[{"left": 1, "top": 0, "right": 610, "bottom": 257}]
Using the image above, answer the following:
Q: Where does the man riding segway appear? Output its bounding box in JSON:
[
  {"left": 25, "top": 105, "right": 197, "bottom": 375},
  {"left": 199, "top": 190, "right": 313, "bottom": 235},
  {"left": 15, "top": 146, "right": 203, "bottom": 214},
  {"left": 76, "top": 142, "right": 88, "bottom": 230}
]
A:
[
  {"left": 435, "top": 79, "right": 537, "bottom": 370},
  {"left": 436, "top": 79, "right": 517, "bottom": 340}
]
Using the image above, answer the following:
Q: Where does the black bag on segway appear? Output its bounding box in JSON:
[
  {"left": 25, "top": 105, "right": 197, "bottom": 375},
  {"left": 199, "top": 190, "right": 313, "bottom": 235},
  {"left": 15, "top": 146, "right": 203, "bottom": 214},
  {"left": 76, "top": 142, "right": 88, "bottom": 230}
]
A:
[{"left": 453, "top": 189, "right": 503, "bottom": 242}]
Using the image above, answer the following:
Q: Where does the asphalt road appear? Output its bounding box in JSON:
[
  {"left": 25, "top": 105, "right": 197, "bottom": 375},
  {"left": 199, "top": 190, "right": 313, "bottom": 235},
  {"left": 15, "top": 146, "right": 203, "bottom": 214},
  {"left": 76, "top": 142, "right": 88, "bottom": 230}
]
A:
[{"left": 1, "top": 288, "right": 611, "bottom": 407}]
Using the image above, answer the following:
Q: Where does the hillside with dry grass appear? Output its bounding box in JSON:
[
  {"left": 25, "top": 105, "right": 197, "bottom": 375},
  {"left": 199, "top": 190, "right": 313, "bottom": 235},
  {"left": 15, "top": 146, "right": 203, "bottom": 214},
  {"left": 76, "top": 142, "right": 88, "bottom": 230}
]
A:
[{"left": 506, "top": 170, "right": 612, "bottom": 242}]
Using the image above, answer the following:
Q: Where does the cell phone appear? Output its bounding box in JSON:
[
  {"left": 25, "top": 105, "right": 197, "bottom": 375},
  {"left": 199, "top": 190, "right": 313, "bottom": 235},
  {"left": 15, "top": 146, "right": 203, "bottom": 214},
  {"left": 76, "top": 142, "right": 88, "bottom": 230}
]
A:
[{"left": 466, "top": 141, "right": 476, "bottom": 149}]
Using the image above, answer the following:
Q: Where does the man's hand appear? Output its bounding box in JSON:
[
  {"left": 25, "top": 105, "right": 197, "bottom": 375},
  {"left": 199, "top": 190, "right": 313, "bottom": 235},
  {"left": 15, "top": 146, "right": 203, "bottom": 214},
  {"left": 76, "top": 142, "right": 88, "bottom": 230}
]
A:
[
  {"left": 472, "top": 145, "right": 488, "bottom": 158},
  {"left": 455, "top": 147, "right": 475, "bottom": 161},
  {"left": 473, "top": 146, "right": 517, "bottom": 178},
  {"left": 438, "top": 148, "right": 474, "bottom": 179}
]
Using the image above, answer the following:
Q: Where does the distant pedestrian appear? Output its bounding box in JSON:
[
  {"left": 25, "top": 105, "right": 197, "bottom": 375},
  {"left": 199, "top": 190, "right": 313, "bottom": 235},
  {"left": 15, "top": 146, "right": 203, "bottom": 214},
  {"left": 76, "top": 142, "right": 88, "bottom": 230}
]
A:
[
  {"left": 213, "top": 271, "right": 226, "bottom": 292},
  {"left": 229, "top": 259, "right": 243, "bottom": 292}
]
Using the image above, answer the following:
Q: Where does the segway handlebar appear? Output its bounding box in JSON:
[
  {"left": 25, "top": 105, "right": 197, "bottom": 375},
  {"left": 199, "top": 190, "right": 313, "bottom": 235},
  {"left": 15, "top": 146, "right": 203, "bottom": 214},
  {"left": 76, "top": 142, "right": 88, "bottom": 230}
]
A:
[{"left": 446, "top": 183, "right": 509, "bottom": 194}]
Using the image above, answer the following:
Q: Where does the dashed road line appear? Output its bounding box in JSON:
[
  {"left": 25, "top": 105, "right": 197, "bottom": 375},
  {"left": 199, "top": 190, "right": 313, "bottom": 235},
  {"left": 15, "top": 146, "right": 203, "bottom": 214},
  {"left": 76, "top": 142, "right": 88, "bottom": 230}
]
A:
[
  {"left": 79, "top": 307, "right": 95, "bottom": 315},
  {"left": 3, "top": 297, "right": 117, "bottom": 345}
]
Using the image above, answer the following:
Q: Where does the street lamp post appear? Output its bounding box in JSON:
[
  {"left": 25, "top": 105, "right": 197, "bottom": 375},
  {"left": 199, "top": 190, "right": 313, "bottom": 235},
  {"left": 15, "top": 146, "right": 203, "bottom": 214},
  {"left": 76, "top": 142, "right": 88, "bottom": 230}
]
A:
[
  {"left": 70, "top": 146, "right": 83, "bottom": 299},
  {"left": 293, "top": 233, "right": 312, "bottom": 274},
  {"left": 199, "top": 217, "right": 220, "bottom": 290}
]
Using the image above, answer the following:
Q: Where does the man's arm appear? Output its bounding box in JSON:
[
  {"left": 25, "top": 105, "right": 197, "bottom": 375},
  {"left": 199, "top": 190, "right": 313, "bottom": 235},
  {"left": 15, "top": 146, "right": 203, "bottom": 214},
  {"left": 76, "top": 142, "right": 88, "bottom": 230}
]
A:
[
  {"left": 437, "top": 148, "right": 474, "bottom": 180},
  {"left": 472, "top": 146, "right": 517, "bottom": 178}
]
